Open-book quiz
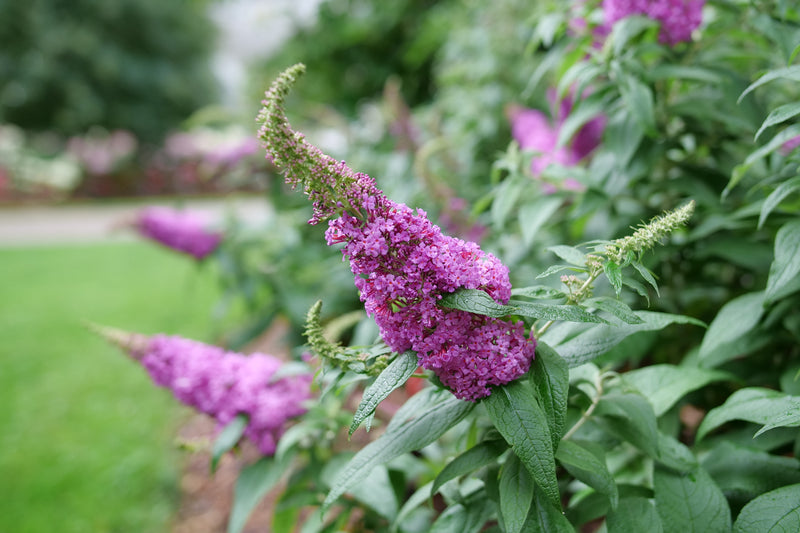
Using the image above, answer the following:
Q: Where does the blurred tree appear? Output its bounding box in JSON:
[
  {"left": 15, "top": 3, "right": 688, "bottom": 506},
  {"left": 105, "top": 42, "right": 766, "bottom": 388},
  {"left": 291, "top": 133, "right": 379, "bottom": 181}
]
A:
[
  {"left": 251, "top": 0, "right": 455, "bottom": 117},
  {"left": 0, "top": 0, "right": 218, "bottom": 143}
]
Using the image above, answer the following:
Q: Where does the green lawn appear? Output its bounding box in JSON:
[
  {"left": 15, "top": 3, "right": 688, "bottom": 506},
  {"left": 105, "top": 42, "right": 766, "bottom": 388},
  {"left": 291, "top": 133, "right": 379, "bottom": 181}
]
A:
[{"left": 0, "top": 241, "right": 231, "bottom": 532}]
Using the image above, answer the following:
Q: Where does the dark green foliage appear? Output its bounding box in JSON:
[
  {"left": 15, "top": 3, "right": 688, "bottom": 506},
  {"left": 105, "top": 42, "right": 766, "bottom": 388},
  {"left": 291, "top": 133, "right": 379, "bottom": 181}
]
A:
[{"left": 0, "top": 0, "right": 217, "bottom": 142}]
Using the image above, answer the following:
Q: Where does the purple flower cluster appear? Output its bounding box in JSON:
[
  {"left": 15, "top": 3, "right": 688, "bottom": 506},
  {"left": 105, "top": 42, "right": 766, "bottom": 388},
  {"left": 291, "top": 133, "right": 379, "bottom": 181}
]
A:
[
  {"left": 602, "top": 0, "right": 705, "bottom": 45},
  {"left": 509, "top": 91, "right": 605, "bottom": 193},
  {"left": 136, "top": 207, "right": 222, "bottom": 260},
  {"left": 141, "top": 335, "right": 312, "bottom": 455},
  {"left": 326, "top": 195, "right": 535, "bottom": 401},
  {"left": 259, "top": 65, "right": 535, "bottom": 401}
]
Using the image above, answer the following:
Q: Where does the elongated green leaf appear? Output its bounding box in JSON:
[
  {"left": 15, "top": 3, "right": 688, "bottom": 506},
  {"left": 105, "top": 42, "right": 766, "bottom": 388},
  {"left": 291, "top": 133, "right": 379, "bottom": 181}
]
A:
[
  {"left": 547, "top": 245, "right": 586, "bottom": 266},
  {"left": 766, "top": 220, "right": 800, "bottom": 304},
  {"left": 698, "top": 291, "right": 765, "bottom": 363},
  {"left": 604, "top": 261, "right": 623, "bottom": 296},
  {"left": 543, "top": 311, "right": 705, "bottom": 368},
  {"left": 556, "top": 440, "right": 618, "bottom": 509},
  {"left": 584, "top": 297, "right": 643, "bottom": 325},
  {"left": 728, "top": 124, "right": 800, "bottom": 193},
  {"left": 733, "top": 483, "right": 800, "bottom": 533},
  {"left": 702, "top": 441, "right": 800, "bottom": 501},
  {"left": 511, "top": 285, "right": 566, "bottom": 300},
  {"left": 439, "top": 288, "right": 606, "bottom": 323},
  {"left": 758, "top": 176, "right": 800, "bottom": 229},
  {"left": 432, "top": 439, "right": 507, "bottom": 495},
  {"left": 522, "top": 485, "right": 575, "bottom": 533},
  {"left": 632, "top": 261, "right": 660, "bottom": 296},
  {"left": 212, "top": 414, "right": 248, "bottom": 472},
  {"left": 654, "top": 465, "right": 731, "bottom": 533},
  {"left": 390, "top": 481, "right": 432, "bottom": 533},
  {"left": 609, "top": 14, "right": 658, "bottom": 55},
  {"left": 323, "top": 389, "right": 474, "bottom": 512},
  {"left": 566, "top": 485, "right": 654, "bottom": 527},
  {"left": 350, "top": 350, "right": 418, "bottom": 435},
  {"left": 511, "top": 300, "right": 608, "bottom": 324},
  {"left": 483, "top": 381, "right": 559, "bottom": 507},
  {"left": 739, "top": 65, "right": 800, "bottom": 103},
  {"left": 623, "top": 365, "right": 731, "bottom": 416},
  {"left": 430, "top": 500, "right": 494, "bottom": 533},
  {"left": 557, "top": 95, "right": 608, "bottom": 149},
  {"left": 619, "top": 74, "right": 656, "bottom": 135},
  {"left": 500, "top": 453, "right": 535, "bottom": 533},
  {"left": 531, "top": 342, "right": 569, "bottom": 448},
  {"left": 655, "top": 432, "right": 697, "bottom": 473},
  {"left": 228, "top": 454, "right": 292, "bottom": 533},
  {"left": 755, "top": 101, "right": 800, "bottom": 140},
  {"left": 519, "top": 197, "right": 562, "bottom": 246},
  {"left": 696, "top": 387, "right": 800, "bottom": 441},
  {"left": 596, "top": 389, "right": 660, "bottom": 459},
  {"left": 606, "top": 497, "right": 663, "bottom": 533}
]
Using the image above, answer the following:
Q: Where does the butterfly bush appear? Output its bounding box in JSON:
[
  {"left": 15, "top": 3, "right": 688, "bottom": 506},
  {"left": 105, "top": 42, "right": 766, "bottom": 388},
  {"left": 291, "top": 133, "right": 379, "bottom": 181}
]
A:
[
  {"left": 258, "top": 65, "right": 535, "bottom": 401},
  {"left": 602, "top": 0, "right": 705, "bottom": 45},
  {"left": 104, "top": 329, "right": 313, "bottom": 456},
  {"left": 135, "top": 206, "right": 222, "bottom": 260},
  {"left": 509, "top": 90, "right": 605, "bottom": 192}
]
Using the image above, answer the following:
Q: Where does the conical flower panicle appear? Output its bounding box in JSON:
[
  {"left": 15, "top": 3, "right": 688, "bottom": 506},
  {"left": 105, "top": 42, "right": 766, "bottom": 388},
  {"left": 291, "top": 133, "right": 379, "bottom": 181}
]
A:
[
  {"left": 259, "top": 65, "right": 536, "bottom": 401},
  {"left": 95, "top": 326, "right": 312, "bottom": 456},
  {"left": 257, "top": 63, "right": 382, "bottom": 225}
]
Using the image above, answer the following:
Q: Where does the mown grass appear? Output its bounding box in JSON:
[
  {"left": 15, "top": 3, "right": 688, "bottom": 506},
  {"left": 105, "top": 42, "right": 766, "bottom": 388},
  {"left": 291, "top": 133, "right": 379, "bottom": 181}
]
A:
[{"left": 0, "top": 241, "right": 231, "bottom": 532}]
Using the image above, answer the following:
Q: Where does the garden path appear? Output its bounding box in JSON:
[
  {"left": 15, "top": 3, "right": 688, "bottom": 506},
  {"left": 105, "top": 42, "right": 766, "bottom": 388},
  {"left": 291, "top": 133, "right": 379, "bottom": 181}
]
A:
[{"left": 0, "top": 196, "right": 270, "bottom": 246}]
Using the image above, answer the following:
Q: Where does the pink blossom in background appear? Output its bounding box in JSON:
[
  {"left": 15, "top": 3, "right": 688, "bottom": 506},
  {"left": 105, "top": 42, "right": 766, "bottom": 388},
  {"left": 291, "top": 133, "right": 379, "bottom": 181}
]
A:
[
  {"left": 781, "top": 135, "right": 800, "bottom": 155},
  {"left": 509, "top": 90, "right": 605, "bottom": 191},
  {"left": 141, "top": 335, "right": 312, "bottom": 455},
  {"left": 135, "top": 206, "right": 223, "bottom": 260},
  {"left": 602, "top": 0, "right": 705, "bottom": 45},
  {"left": 67, "top": 130, "right": 137, "bottom": 175}
]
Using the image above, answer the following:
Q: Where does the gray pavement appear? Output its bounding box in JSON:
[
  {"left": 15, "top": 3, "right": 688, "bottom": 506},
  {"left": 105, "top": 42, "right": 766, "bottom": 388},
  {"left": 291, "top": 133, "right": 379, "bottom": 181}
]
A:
[{"left": 0, "top": 196, "right": 272, "bottom": 246}]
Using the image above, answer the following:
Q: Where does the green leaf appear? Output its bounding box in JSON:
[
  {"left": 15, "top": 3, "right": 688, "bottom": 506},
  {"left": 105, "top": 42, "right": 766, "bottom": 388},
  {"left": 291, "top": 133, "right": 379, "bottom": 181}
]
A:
[
  {"left": 429, "top": 500, "right": 494, "bottom": 533},
  {"left": 739, "top": 65, "right": 800, "bottom": 103},
  {"left": 350, "top": 350, "right": 418, "bottom": 435},
  {"left": 432, "top": 439, "right": 508, "bottom": 495},
  {"left": 619, "top": 74, "right": 656, "bottom": 135},
  {"left": 500, "top": 453, "right": 535, "bottom": 533},
  {"left": 511, "top": 285, "right": 566, "bottom": 300},
  {"left": 606, "top": 497, "right": 663, "bottom": 533},
  {"left": 759, "top": 176, "right": 800, "bottom": 229},
  {"left": 531, "top": 342, "right": 569, "bottom": 448},
  {"left": 596, "top": 389, "right": 660, "bottom": 458},
  {"left": 584, "top": 297, "right": 644, "bottom": 325},
  {"left": 483, "top": 381, "right": 559, "bottom": 507},
  {"left": 543, "top": 311, "right": 705, "bottom": 368},
  {"left": 696, "top": 387, "right": 800, "bottom": 441},
  {"left": 228, "top": 454, "right": 292, "bottom": 533},
  {"left": 655, "top": 432, "right": 697, "bottom": 473},
  {"left": 698, "top": 291, "right": 765, "bottom": 363},
  {"left": 212, "top": 413, "right": 248, "bottom": 472},
  {"left": 654, "top": 465, "right": 731, "bottom": 533},
  {"left": 632, "top": 261, "right": 660, "bottom": 297},
  {"left": 322, "top": 389, "right": 474, "bottom": 512},
  {"left": 733, "top": 483, "right": 800, "bottom": 533},
  {"left": 556, "top": 440, "right": 618, "bottom": 509},
  {"left": 623, "top": 365, "right": 731, "bottom": 416},
  {"left": 755, "top": 101, "right": 800, "bottom": 141},
  {"left": 702, "top": 441, "right": 800, "bottom": 501},
  {"left": 557, "top": 94, "right": 608, "bottom": 150},
  {"left": 390, "top": 481, "right": 433, "bottom": 533},
  {"left": 609, "top": 14, "right": 658, "bottom": 55},
  {"left": 519, "top": 197, "right": 562, "bottom": 246},
  {"left": 766, "top": 220, "right": 800, "bottom": 304},
  {"left": 547, "top": 245, "right": 586, "bottom": 266},
  {"left": 604, "top": 261, "right": 623, "bottom": 296},
  {"left": 439, "top": 288, "right": 607, "bottom": 324},
  {"left": 522, "top": 486, "right": 575, "bottom": 533},
  {"left": 728, "top": 124, "right": 800, "bottom": 194}
]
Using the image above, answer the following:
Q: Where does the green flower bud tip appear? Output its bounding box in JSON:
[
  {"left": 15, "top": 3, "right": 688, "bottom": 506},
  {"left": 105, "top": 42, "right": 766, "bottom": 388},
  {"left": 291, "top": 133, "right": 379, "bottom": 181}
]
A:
[{"left": 605, "top": 200, "right": 695, "bottom": 264}]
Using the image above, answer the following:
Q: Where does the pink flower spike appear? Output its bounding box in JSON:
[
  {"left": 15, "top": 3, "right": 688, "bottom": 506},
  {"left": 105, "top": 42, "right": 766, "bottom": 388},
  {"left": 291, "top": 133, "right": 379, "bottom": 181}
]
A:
[{"left": 135, "top": 206, "right": 223, "bottom": 260}]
